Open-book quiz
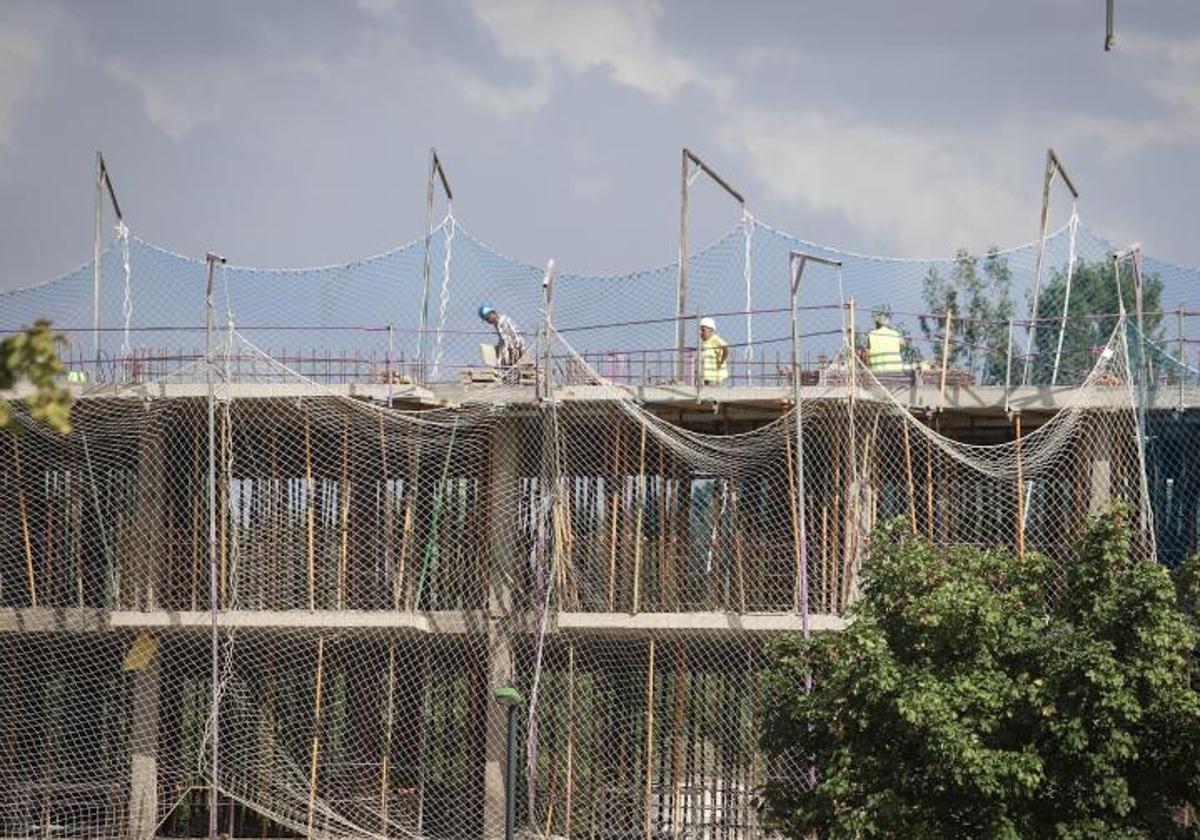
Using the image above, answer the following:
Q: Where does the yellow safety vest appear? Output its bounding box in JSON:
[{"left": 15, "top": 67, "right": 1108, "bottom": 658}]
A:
[
  {"left": 868, "top": 326, "right": 904, "bottom": 372},
  {"left": 702, "top": 334, "right": 729, "bottom": 383}
]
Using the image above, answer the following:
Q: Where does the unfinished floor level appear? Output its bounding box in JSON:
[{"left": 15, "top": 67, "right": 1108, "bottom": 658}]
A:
[{"left": 0, "top": 330, "right": 1178, "bottom": 839}]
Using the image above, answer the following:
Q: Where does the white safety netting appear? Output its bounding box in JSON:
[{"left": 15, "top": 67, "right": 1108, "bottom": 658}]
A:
[
  {"left": 7, "top": 214, "right": 1195, "bottom": 392},
  {"left": 0, "top": 303, "right": 1154, "bottom": 837}
]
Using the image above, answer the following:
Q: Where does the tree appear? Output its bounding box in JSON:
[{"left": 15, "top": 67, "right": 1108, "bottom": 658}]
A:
[
  {"left": 920, "top": 248, "right": 1014, "bottom": 385},
  {"left": 760, "top": 506, "right": 1200, "bottom": 838},
  {"left": 1027, "top": 259, "right": 1163, "bottom": 385},
  {"left": 0, "top": 320, "right": 72, "bottom": 433}
]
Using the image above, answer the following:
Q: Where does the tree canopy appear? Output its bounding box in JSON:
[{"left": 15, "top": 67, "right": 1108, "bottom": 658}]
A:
[
  {"left": 760, "top": 506, "right": 1200, "bottom": 839},
  {"left": 919, "top": 251, "right": 1164, "bottom": 386},
  {"left": 0, "top": 320, "right": 72, "bottom": 433},
  {"left": 1027, "top": 259, "right": 1163, "bottom": 385},
  {"left": 920, "top": 248, "right": 1014, "bottom": 385}
]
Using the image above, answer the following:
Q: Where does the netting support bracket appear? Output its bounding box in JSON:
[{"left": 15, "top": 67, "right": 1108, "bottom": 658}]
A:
[
  {"left": 677, "top": 148, "right": 745, "bottom": 381},
  {"left": 93, "top": 150, "right": 125, "bottom": 381},
  {"left": 418, "top": 147, "right": 453, "bottom": 384},
  {"left": 1024, "top": 148, "right": 1079, "bottom": 387}
]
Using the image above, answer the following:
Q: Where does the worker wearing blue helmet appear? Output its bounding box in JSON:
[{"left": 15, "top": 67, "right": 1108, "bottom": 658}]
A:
[{"left": 478, "top": 303, "right": 526, "bottom": 367}]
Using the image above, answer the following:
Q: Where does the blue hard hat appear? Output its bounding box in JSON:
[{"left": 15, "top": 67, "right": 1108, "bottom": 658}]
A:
[{"left": 478, "top": 304, "right": 495, "bottom": 320}]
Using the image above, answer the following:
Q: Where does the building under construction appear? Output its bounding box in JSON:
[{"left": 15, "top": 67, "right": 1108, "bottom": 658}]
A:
[{"left": 2, "top": 153, "right": 1199, "bottom": 839}]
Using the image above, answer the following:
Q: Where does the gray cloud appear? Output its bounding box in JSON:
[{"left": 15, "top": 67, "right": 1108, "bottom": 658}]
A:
[{"left": 2, "top": 0, "right": 1199, "bottom": 293}]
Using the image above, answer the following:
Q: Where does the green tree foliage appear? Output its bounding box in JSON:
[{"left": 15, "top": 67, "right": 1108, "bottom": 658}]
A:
[
  {"left": 0, "top": 320, "right": 72, "bottom": 433},
  {"left": 920, "top": 248, "right": 1014, "bottom": 384},
  {"left": 760, "top": 506, "right": 1200, "bottom": 838},
  {"left": 1028, "top": 260, "right": 1163, "bottom": 384}
]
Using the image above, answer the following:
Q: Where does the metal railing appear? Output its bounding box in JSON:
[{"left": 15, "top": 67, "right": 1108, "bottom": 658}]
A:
[{"left": 18, "top": 307, "right": 1200, "bottom": 391}]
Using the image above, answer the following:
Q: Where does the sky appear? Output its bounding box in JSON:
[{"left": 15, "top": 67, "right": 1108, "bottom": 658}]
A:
[{"left": 1, "top": 0, "right": 1199, "bottom": 292}]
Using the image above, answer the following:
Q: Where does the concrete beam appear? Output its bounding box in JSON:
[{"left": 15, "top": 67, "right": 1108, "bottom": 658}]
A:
[
  {"left": 555, "top": 611, "right": 848, "bottom": 637},
  {"left": 0, "top": 608, "right": 845, "bottom": 636},
  {"left": 110, "top": 609, "right": 435, "bottom": 632},
  {"left": 22, "top": 380, "right": 1197, "bottom": 416},
  {"left": 0, "top": 607, "right": 107, "bottom": 632}
]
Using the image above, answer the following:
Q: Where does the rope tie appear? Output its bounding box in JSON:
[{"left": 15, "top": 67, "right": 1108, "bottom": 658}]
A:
[
  {"left": 221, "top": 260, "right": 236, "bottom": 329},
  {"left": 116, "top": 221, "right": 133, "bottom": 371}
]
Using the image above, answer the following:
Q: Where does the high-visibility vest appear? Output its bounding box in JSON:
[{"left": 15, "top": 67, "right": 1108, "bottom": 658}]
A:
[
  {"left": 702, "top": 334, "right": 729, "bottom": 383},
  {"left": 868, "top": 326, "right": 904, "bottom": 372}
]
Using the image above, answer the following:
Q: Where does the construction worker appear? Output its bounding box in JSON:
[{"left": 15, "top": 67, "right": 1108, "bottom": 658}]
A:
[
  {"left": 699, "top": 316, "right": 730, "bottom": 385},
  {"left": 867, "top": 308, "right": 905, "bottom": 373},
  {"left": 478, "top": 304, "right": 526, "bottom": 367}
]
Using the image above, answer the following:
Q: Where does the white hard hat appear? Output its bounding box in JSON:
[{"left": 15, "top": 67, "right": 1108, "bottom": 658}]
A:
[{"left": 699, "top": 317, "right": 716, "bottom": 330}]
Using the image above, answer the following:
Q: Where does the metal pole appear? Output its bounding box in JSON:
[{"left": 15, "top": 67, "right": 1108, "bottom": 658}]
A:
[
  {"left": 675, "top": 149, "right": 746, "bottom": 381},
  {"left": 91, "top": 152, "right": 125, "bottom": 383},
  {"left": 788, "top": 251, "right": 840, "bottom": 634},
  {"left": 386, "top": 324, "right": 395, "bottom": 404},
  {"left": 1025, "top": 149, "right": 1079, "bottom": 386},
  {"left": 1048, "top": 149, "right": 1079, "bottom": 199},
  {"left": 1112, "top": 252, "right": 1125, "bottom": 311},
  {"left": 205, "top": 250, "right": 226, "bottom": 840},
  {"left": 676, "top": 150, "right": 689, "bottom": 381},
  {"left": 1130, "top": 247, "right": 1156, "bottom": 537},
  {"left": 790, "top": 257, "right": 807, "bottom": 637},
  {"left": 418, "top": 148, "right": 453, "bottom": 384},
  {"left": 419, "top": 150, "right": 436, "bottom": 384},
  {"left": 685, "top": 149, "right": 745, "bottom": 203},
  {"left": 1105, "top": 0, "right": 1116, "bottom": 50},
  {"left": 938, "top": 309, "right": 954, "bottom": 413},
  {"left": 1004, "top": 317, "right": 1015, "bottom": 415},
  {"left": 540, "top": 259, "right": 556, "bottom": 401},
  {"left": 1023, "top": 151, "right": 1056, "bottom": 386},
  {"left": 505, "top": 706, "right": 517, "bottom": 840},
  {"left": 848, "top": 298, "right": 857, "bottom": 396},
  {"left": 93, "top": 153, "right": 102, "bottom": 381},
  {"left": 1179, "top": 305, "right": 1186, "bottom": 411},
  {"left": 1132, "top": 246, "right": 1150, "bottom": 382},
  {"left": 1112, "top": 248, "right": 1154, "bottom": 542}
]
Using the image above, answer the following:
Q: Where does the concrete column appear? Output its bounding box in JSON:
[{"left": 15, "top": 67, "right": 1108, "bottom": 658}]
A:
[
  {"left": 1089, "top": 426, "right": 1113, "bottom": 515},
  {"left": 482, "top": 628, "right": 514, "bottom": 839},
  {"left": 482, "top": 423, "right": 521, "bottom": 838},
  {"left": 129, "top": 421, "right": 166, "bottom": 610},
  {"left": 127, "top": 652, "right": 161, "bottom": 840},
  {"left": 486, "top": 421, "right": 521, "bottom": 617}
]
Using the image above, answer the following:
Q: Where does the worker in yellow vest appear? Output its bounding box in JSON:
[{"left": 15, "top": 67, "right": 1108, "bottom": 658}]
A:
[
  {"left": 867, "top": 309, "right": 905, "bottom": 373},
  {"left": 699, "top": 316, "right": 730, "bottom": 385}
]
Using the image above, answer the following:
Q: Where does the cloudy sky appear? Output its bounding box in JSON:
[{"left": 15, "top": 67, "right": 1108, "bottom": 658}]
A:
[{"left": 1, "top": 0, "right": 1198, "bottom": 291}]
